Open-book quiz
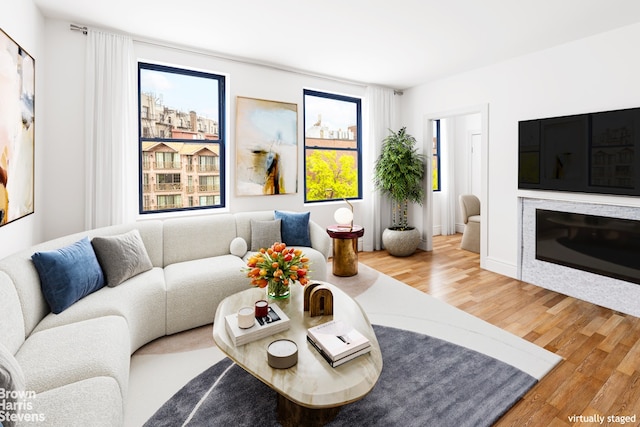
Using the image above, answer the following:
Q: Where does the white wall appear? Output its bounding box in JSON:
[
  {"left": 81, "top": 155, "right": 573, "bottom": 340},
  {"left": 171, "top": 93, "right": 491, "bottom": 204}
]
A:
[
  {"left": 0, "top": 0, "right": 45, "bottom": 259},
  {"left": 401, "top": 22, "right": 640, "bottom": 278},
  {"left": 41, "top": 19, "right": 86, "bottom": 241},
  {"left": 40, "top": 19, "right": 371, "bottom": 249}
]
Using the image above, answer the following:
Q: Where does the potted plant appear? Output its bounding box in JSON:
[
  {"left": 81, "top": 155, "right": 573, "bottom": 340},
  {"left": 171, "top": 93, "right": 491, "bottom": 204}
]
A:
[{"left": 373, "top": 127, "right": 426, "bottom": 256}]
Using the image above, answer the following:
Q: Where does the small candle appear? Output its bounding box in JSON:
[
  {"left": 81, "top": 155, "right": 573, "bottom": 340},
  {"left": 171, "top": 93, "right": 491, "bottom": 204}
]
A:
[
  {"left": 255, "top": 300, "right": 269, "bottom": 318},
  {"left": 268, "top": 340, "right": 297, "bottom": 357},
  {"left": 267, "top": 339, "right": 298, "bottom": 369},
  {"left": 237, "top": 306, "right": 255, "bottom": 329}
]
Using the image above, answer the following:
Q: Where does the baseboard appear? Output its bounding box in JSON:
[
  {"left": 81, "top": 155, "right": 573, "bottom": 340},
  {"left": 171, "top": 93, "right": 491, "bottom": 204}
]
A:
[{"left": 484, "top": 256, "right": 517, "bottom": 279}]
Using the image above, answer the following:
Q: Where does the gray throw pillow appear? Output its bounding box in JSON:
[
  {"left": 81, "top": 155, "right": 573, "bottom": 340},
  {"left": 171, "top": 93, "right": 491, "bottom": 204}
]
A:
[
  {"left": 0, "top": 343, "right": 25, "bottom": 427},
  {"left": 91, "top": 229, "right": 153, "bottom": 287},
  {"left": 250, "top": 219, "right": 282, "bottom": 252}
]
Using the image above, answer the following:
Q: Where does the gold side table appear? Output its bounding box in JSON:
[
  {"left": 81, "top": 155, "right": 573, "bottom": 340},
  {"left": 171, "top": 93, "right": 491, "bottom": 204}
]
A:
[{"left": 326, "top": 224, "right": 364, "bottom": 277}]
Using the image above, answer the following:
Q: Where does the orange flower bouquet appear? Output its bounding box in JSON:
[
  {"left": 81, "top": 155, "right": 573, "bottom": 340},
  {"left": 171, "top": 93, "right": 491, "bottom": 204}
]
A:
[{"left": 246, "top": 242, "right": 310, "bottom": 299}]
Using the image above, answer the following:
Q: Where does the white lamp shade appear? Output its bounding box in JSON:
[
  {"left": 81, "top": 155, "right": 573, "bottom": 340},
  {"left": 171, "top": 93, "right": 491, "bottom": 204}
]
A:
[{"left": 334, "top": 207, "right": 354, "bottom": 225}]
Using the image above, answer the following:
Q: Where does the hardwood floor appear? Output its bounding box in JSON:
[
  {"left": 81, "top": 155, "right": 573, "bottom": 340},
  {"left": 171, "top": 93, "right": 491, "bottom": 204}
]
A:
[{"left": 357, "top": 234, "right": 640, "bottom": 426}]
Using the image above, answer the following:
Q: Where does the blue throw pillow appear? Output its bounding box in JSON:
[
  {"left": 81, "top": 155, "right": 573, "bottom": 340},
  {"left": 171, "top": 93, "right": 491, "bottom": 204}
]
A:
[
  {"left": 274, "top": 210, "right": 312, "bottom": 247},
  {"left": 31, "top": 237, "right": 105, "bottom": 314}
]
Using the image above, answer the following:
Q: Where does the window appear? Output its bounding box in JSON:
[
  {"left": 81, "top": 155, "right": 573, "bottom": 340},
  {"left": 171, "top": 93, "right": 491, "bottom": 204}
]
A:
[
  {"left": 142, "top": 174, "right": 150, "bottom": 192},
  {"left": 303, "top": 89, "right": 361, "bottom": 202},
  {"left": 199, "top": 155, "right": 218, "bottom": 172},
  {"left": 155, "top": 152, "right": 180, "bottom": 169},
  {"left": 199, "top": 175, "right": 218, "bottom": 192},
  {"left": 432, "top": 119, "right": 441, "bottom": 192},
  {"left": 138, "top": 62, "right": 225, "bottom": 214},
  {"left": 156, "top": 173, "right": 181, "bottom": 191},
  {"left": 157, "top": 195, "right": 181, "bottom": 210},
  {"left": 199, "top": 195, "right": 218, "bottom": 206}
]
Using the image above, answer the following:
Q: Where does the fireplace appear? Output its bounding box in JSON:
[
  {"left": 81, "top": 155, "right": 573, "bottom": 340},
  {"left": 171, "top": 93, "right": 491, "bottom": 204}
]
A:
[
  {"left": 535, "top": 209, "right": 640, "bottom": 285},
  {"left": 519, "top": 197, "right": 640, "bottom": 317}
]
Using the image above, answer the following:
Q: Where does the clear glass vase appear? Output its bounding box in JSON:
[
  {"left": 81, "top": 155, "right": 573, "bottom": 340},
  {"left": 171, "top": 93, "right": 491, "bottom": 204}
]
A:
[{"left": 267, "top": 279, "right": 290, "bottom": 299}]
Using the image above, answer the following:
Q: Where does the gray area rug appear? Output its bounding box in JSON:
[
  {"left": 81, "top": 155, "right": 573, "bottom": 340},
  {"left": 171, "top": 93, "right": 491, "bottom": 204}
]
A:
[{"left": 145, "top": 325, "right": 536, "bottom": 427}]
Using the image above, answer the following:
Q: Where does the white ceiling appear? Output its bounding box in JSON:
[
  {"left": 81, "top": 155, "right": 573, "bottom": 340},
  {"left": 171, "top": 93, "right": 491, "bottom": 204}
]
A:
[{"left": 34, "top": 0, "right": 640, "bottom": 89}]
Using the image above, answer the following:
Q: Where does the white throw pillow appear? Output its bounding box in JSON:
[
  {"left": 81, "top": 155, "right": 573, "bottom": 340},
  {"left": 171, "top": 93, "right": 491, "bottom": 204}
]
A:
[{"left": 230, "top": 237, "right": 248, "bottom": 257}]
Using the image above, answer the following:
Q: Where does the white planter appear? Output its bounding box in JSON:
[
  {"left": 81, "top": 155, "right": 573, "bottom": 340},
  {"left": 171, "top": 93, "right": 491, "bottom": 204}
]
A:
[{"left": 382, "top": 227, "right": 421, "bottom": 257}]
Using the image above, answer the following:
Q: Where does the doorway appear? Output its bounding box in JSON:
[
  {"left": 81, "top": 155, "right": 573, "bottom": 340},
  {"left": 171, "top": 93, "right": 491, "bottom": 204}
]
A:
[{"left": 422, "top": 105, "right": 488, "bottom": 268}]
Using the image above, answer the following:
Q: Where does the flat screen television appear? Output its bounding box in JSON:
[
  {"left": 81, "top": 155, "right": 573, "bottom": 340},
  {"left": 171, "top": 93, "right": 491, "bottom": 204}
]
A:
[{"left": 518, "top": 107, "right": 640, "bottom": 196}]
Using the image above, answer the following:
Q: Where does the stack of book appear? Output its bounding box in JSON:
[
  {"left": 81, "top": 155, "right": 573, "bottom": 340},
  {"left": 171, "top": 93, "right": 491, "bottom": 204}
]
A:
[
  {"left": 225, "top": 304, "right": 290, "bottom": 346},
  {"left": 307, "top": 319, "right": 371, "bottom": 367}
]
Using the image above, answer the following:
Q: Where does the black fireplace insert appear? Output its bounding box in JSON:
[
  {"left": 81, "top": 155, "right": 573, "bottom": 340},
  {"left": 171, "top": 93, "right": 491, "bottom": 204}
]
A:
[{"left": 536, "top": 209, "right": 640, "bottom": 285}]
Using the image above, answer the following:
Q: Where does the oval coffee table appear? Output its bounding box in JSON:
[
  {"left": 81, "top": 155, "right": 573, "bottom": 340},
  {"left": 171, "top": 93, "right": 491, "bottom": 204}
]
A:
[{"left": 212, "top": 282, "right": 382, "bottom": 427}]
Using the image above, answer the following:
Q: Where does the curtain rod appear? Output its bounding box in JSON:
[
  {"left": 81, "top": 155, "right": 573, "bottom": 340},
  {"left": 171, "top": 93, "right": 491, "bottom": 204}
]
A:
[
  {"left": 69, "top": 23, "right": 402, "bottom": 91},
  {"left": 70, "top": 24, "right": 87, "bottom": 34}
]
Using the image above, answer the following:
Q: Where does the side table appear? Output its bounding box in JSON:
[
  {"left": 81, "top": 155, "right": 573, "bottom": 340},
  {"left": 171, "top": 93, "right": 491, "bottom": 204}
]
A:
[{"left": 326, "top": 225, "right": 364, "bottom": 277}]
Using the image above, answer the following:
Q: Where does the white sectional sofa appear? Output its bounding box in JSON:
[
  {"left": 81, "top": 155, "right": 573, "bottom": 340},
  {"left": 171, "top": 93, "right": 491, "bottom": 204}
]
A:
[{"left": 0, "top": 211, "right": 330, "bottom": 427}]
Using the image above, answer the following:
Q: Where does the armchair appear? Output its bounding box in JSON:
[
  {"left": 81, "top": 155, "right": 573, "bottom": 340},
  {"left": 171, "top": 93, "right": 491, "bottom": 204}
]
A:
[{"left": 459, "top": 194, "right": 480, "bottom": 253}]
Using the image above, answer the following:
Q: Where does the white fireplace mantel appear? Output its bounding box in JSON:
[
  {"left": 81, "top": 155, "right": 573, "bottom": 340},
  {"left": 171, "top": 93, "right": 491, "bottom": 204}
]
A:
[{"left": 518, "top": 196, "right": 640, "bottom": 317}]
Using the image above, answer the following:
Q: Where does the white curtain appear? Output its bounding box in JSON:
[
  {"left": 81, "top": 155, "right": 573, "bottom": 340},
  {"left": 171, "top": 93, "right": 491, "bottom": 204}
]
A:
[
  {"left": 363, "top": 86, "right": 397, "bottom": 250},
  {"left": 85, "top": 29, "right": 137, "bottom": 229},
  {"left": 439, "top": 118, "right": 457, "bottom": 235}
]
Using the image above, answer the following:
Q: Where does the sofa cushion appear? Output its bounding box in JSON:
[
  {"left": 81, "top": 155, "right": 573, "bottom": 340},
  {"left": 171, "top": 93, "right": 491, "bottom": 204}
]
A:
[
  {"left": 0, "top": 342, "right": 25, "bottom": 427},
  {"left": 163, "top": 214, "right": 237, "bottom": 266},
  {"left": 32, "top": 267, "right": 167, "bottom": 353},
  {"left": 0, "top": 272, "right": 25, "bottom": 354},
  {"left": 27, "top": 377, "right": 123, "bottom": 427},
  {"left": 250, "top": 219, "right": 282, "bottom": 251},
  {"left": 165, "top": 255, "right": 248, "bottom": 334},
  {"left": 16, "top": 316, "right": 130, "bottom": 396},
  {"left": 91, "top": 229, "right": 153, "bottom": 287},
  {"left": 31, "top": 237, "right": 105, "bottom": 314},
  {"left": 229, "top": 237, "right": 248, "bottom": 257},
  {"left": 275, "top": 210, "right": 312, "bottom": 247}
]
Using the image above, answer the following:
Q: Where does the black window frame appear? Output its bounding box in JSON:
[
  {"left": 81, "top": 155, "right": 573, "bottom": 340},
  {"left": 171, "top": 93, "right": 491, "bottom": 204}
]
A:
[
  {"left": 433, "top": 119, "right": 441, "bottom": 192},
  {"left": 137, "top": 62, "right": 226, "bottom": 214},
  {"left": 303, "top": 89, "right": 362, "bottom": 203}
]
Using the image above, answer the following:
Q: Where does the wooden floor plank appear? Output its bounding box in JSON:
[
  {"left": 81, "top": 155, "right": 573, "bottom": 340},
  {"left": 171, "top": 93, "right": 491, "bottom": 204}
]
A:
[{"left": 357, "top": 233, "right": 640, "bottom": 426}]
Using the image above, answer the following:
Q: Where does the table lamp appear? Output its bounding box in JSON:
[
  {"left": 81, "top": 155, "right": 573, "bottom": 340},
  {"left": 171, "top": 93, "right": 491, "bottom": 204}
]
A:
[{"left": 334, "top": 199, "right": 354, "bottom": 230}]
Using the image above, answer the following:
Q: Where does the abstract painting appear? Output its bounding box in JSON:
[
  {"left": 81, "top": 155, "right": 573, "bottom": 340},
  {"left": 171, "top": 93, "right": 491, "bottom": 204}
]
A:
[
  {"left": 235, "top": 96, "right": 297, "bottom": 196},
  {"left": 0, "top": 28, "right": 35, "bottom": 227}
]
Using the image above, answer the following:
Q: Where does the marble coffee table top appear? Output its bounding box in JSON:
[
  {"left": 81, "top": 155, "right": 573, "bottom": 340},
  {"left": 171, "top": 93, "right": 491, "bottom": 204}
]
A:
[{"left": 212, "top": 282, "right": 383, "bottom": 408}]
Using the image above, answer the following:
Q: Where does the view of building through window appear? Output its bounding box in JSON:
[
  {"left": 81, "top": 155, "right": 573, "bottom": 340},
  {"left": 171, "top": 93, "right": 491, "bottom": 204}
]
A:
[
  {"left": 138, "top": 63, "right": 225, "bottom": 213},
  {"left": 303, "top": 90, "right": 361, "bottom": 202}
]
